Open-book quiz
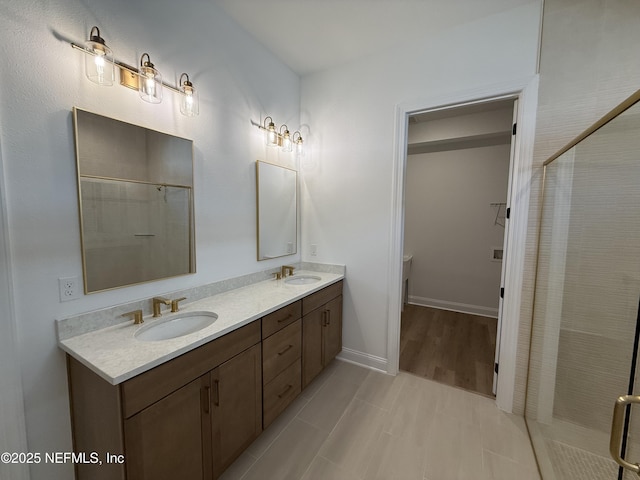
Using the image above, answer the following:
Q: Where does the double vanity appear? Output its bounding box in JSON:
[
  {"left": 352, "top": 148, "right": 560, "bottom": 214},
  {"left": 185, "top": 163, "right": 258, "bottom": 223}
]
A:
[
  {"left": 63, "top": 109, "right": 336, "bottom": 479},
  {"left": 57, "top": 267, "right": 344, "bottom": 480}
]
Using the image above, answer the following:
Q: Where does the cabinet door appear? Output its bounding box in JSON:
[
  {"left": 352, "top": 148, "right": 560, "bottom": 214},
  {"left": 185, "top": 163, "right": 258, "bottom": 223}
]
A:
[
  {"left": 124, "top": 375, "right": 212, "bottom": 480},
  {"left": 211, "top": 343, "right": 262, "bottom": 478},
  {"left": 323, "top": 295, "right": 343, "bottom": 364},
  {"left": 302, "top": 308, "right": 324, "bottom": 388}
]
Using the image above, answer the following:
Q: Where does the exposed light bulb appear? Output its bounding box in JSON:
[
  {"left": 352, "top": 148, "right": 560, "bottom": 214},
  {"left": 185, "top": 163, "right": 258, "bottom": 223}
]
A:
[{"left": 94, "top": 54, "right": 105, "bottom": 83}]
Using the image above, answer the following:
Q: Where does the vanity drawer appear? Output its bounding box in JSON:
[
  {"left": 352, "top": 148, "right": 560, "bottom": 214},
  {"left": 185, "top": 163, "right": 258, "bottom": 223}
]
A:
[
  {"left": 121, "top": 320, "right": 261, "bottom": 418},
  {"left": 302, "top": 281, "right": 343, "bottom": 315},
  {"left": 263, "top": 319, "right": 301, "bottom": 384},
  {"left": 262, "top": 301, "right": 301, "bottom": 339},
  {"left": 263, "top": 360, "right": 301, "bottom": 428}
]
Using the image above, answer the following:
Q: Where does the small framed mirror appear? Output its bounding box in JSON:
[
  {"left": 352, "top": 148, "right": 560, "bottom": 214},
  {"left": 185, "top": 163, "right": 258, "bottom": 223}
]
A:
[
  {"left": 256, "top": 161, "right": 297, "bottom": 260},
  {"left": 73, "top": 108, "right": 195, "bottom": 293}
]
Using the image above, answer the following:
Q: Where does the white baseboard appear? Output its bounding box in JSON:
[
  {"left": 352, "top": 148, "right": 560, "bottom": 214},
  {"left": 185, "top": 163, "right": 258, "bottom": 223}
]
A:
[
  {"left": 337, "top": 348, "right": 388, "bottom": 373},
  {"left": 408, "top": 295, "right": 498, "bottom": 318}
]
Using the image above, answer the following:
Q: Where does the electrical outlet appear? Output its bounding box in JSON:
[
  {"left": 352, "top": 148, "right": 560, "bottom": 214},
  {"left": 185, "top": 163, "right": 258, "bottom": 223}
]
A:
[
  {"left": 58, "top": 276, "right": 81, "bottom": 302},
  {"left": 310, "top": 244, "right": 318, "bottom": 256}
]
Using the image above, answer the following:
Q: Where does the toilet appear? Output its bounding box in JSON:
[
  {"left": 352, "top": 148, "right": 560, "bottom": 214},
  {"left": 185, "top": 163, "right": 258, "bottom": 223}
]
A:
[{"left": 402, "top": 254, "right": 413, "bottom": 310}]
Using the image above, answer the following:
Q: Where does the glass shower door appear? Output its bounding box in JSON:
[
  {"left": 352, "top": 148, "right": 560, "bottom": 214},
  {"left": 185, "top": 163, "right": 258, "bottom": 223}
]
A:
[{"left": 525, "top": 92, "right": 640, "bottom": 480}]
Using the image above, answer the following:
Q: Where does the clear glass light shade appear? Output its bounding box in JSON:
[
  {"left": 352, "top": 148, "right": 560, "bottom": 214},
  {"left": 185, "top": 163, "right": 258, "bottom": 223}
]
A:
[
  {"left": 265, "top": 122, "right": 279, "bottom": 147},
  {"left": 180, "top": 85, "right": 199, "bottom": 117},
  {"left": 139, "top": 65, "right": 163, "bottom": 104},
  {"left": 295, "top": 138, "right": 304, "bottom": 157},
  {"left": 85, "top": 40, "right": 114, "bottom": 86},
  {"left": 281, "top": 130, "right": 292, "bottom": 152}
]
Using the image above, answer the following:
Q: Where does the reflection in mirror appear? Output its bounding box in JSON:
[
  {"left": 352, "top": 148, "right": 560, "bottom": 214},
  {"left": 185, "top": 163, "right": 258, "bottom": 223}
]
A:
[
  {"left": 73, "top": 108, "right": 195, "bottom": 293},
  {"left": 256, "top": 161, "right": 297, "bottom": 261}
]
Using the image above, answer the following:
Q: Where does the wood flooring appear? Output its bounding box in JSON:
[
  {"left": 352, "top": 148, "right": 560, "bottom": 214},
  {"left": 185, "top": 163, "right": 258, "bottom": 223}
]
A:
[{"left": 399, "top": 305, "right": 497, "bottom": 397}]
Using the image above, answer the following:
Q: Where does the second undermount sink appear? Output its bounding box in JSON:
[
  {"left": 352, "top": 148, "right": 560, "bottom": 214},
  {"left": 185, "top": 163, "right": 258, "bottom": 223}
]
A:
[
  {"left": 284, "top": 274, "right": 322, "bottom": 285},
  {"left": 135, "top": 311, "right": 218, "bottom": 342}
]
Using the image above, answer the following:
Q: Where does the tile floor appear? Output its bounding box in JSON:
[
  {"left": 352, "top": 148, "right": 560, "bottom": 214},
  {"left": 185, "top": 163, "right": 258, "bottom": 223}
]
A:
[{"left": 221, "top": 360, "right": 541, "bottom": 480}]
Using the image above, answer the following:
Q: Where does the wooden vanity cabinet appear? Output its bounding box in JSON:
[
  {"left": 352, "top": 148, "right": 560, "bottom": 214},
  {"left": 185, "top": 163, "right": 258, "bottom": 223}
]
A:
[
  {"left": 124, "top": 375, "right": 212, "bottom": 480},
  {"left": 67, "top": 320, "right": 261, "bottom": 480},
  {"left": 302, "top": 281, "right": 343, "bottom": 388},
  {"left": 67, "top": 280, "right": 343, "bottom": 480},
  {"left": 211, "top": 343, "right": 262, "bottom": 477}
]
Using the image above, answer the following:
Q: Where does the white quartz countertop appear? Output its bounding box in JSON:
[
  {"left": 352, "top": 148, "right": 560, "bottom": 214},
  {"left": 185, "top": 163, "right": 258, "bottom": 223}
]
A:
[{"left": 58, "top": 270, "right": 343, "bottom": 385}]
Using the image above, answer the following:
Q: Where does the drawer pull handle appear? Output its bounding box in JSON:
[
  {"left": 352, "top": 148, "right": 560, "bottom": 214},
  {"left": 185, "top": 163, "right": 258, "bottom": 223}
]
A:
[
  {"left": 278, "top": 344, "right": 294, "bottom": 356},
  {"left": 278, "top": 384, "right": 293, "bottom": 398},
  {"left": 277, "top": 313, "right": 294, "bottom": 323}
]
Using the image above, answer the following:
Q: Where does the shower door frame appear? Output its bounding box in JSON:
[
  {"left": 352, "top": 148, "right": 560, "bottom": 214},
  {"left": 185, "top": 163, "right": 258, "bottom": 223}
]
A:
[{"left": 527, "top": 87, "right": 640, "bottom": 480}]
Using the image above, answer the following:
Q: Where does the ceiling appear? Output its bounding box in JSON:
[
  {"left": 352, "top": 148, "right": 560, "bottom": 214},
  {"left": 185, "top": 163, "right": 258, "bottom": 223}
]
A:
[{"left": 212, "top": 0, "right": 536, "bottom": 76}]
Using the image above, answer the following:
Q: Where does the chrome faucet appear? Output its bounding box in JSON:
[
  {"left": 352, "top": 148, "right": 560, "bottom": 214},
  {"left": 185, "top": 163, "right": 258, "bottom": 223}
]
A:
[
  {"left": 152, "top": 297, "right": 171, "bottom": 317},
  {"left": 281, "top": 265, "right": 295, "bottom": 277}
]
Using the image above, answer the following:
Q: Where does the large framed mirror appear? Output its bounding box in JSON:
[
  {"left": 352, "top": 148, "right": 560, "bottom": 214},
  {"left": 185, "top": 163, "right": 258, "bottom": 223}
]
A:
[
  {"left": 256, "top": 161, "right": 297, "bottom": 261},
  {"left": 73, "top": 108, "right": 195, "bottom": 293}
]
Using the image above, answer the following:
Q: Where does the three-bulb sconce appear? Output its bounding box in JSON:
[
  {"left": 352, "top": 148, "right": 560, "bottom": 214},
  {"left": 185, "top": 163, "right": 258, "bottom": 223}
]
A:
[
  {"left": 259, "top": 117, "right": 304, "bottom": 155},
  {"left": 73, "top": 26, "right": 199, "bottom": 117}
]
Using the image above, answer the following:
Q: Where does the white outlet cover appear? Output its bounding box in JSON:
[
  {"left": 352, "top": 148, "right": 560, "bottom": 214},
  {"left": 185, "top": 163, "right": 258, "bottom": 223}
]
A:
[{"left": 58, "top": 276, "right": 81, "bottom": 302}]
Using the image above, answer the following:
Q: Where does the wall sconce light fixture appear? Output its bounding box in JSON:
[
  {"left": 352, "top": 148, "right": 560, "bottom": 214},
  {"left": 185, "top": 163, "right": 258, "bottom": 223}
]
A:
[
  {"left": 84, "top": 26, "right": 115, "bottom": 86},
  {"left": 179, "top": 73, "right": 199, "bottom": 117},
  {"left": 138, "top": 53, "right": 162, "bottom": 104},
  {"left": 264, "top": 117, "right": 279, "bottom": 147},
  {"left": 280, "top": 125, "right": 292, "bottom": 152},
  {"left": 258, "top": 116, "right": 304, "bottom": 155},
  {"left": 292, "top": 131, "right": 304, "bottom": 156},
  {"left": 72, "top": 26, "right": 199, "bottom": 116}
]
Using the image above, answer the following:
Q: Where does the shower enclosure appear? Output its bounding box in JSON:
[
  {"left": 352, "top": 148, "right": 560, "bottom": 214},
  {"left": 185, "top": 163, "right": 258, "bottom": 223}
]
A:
[{"left": 526, "top": 89, "right": 640, "bottom": 480}]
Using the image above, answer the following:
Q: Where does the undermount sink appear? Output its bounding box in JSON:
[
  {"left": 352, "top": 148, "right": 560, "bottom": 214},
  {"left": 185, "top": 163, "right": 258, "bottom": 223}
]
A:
[
  {"left": 135, "top": 311, "right": 218, "bottom": 342},
  {"left": 284, "top": 275, "right": 322, "bottom": 285}
]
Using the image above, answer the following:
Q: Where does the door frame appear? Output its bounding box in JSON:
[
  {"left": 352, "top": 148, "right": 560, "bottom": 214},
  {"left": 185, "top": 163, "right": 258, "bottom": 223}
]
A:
[
  {"left": 0, "top": 134, "right": 30, "bottom": 479},
  {"left": 387, "top": 75, "right": 539, "bottom": 412}
]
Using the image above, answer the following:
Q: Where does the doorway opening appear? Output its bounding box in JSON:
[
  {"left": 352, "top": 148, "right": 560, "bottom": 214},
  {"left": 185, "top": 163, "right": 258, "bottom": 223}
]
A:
[{"left": 399, "top": 97, "right": 518, "bottom": 397}]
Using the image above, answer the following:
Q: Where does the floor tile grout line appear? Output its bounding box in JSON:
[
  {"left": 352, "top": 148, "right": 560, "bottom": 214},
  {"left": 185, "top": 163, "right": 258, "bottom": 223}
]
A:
[
  {"left": 235, "top": 453, "right": 259, "bottom": 480},
  {"left": 247, "top": 397, "right": 311, "bottom": 463},
  {"left": 294, "top": 373, "right": 371, "bottom": 480},
  {"left": 482, "top": 446, "right": 536, "bottom": 469}
]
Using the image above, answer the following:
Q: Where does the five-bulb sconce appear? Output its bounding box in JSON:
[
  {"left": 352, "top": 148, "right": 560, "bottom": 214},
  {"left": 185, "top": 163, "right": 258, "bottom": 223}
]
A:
[
  {"left": 73, "top": 26, "right": 199, "bottom": 117},
  {"left": 258, "top": 117, "right": 304, "bottom": 155}
]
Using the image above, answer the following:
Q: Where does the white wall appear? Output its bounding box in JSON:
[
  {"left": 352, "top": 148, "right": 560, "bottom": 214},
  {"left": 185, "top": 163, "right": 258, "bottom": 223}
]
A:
[
  {"left": 405, "top": 144, "right": 510, "bottom": 316},
  {"left": 0, "top": 1, "right": 300, "bottom": 479},
  {"left": 300, "top": 2, "right": 541, "bottom": 365}
]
